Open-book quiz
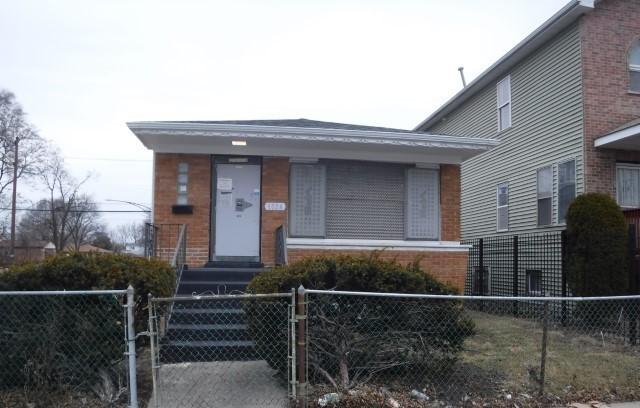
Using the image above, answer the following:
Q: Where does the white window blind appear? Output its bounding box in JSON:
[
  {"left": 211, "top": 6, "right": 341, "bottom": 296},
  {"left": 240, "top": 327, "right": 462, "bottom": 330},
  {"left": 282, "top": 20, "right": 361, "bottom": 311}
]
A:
[
  {"left": 537, "top": 166, "right": 552, "bottom": 226},
  {"left": 617, "top": 165, "right": 640, "bottom": 208},
  {"left": 406, "top": 168, "right": 440, "bottom": 239},
  {"left": 496, "top": 183, "right": 509, "bottom": 232},
  {"left": 497, "top": 76, "right": 512, "bottom": 131},
  {"left": 289, "top": 164, "right": 326, "bottom": 237},
  {"left": 558, "top": 160, "right": 576, "bottom": 223}
]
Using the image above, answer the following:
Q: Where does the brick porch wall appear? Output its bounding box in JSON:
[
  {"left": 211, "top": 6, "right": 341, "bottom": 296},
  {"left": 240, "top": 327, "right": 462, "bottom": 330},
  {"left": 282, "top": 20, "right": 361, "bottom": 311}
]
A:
[
  {"left": 288, "top": 249, "right": 468, "bottom": 292},
  {"left": 261, "top": 158, "right": 290, "bottom": 266},
  {"left": 153, "top": 153, "right": 211, "bottom": 266},
  {"left": 581, "top": 0, "right": 640, "bottom": 196}
]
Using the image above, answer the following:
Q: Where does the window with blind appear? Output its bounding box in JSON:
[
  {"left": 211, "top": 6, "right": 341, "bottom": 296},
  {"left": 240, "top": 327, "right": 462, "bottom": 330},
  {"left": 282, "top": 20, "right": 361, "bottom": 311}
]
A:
[
  {"left": 496, "top": 183, "right": 509, "bottom": 232},
  {"left": 537, "top": 166, "right": 552, "bottom": 226},
  {"left": 289, "top": 161, "right": 440, "bottom": 240},
  {"left": 497, "top": 76, "right": 512, "bottom": 131},
  {"left": 558, "top": 160, "right": 576, "bottom": 223},
  {"left": 617, "top": 164, "right": 640, "bottom": 208}
]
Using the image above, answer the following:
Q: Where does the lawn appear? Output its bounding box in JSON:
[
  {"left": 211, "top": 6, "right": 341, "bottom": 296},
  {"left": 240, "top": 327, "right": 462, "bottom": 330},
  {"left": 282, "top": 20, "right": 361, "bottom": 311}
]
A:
[{"left": 460, "top": 310, "right": 640, "bottom": 401}]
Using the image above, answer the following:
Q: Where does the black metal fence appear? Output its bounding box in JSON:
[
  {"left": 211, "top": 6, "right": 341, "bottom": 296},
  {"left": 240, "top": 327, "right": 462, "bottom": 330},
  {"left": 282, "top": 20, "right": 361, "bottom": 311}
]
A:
[{"left": 463, "top": 231, "right": 567, "bottom": 298}]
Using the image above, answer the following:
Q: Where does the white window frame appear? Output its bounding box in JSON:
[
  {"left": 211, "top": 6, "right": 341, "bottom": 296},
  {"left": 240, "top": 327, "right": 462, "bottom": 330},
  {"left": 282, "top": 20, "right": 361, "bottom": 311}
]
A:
[
  {"left": 557, "top": 158, "right": 576, "bottom": 225},
  {"left": 497, "top": 75, "right": 512, "bottom": 132},
  {"left": 616, "top": 163, "right": 640, "bottom": 209},
  {"left": 629, "top": 39, "right": 640, "bottom": 92},
  {"left": 537, "top": 165, "right": 553, "bottom": 227},
  {"left": 496, "top": 182, "right": 509, "bottom": 232}
]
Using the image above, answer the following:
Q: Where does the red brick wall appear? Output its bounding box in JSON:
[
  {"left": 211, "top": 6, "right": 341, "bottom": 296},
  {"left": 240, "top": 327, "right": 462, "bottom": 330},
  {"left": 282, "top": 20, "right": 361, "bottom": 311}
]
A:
[
  {"left": 153, "top": 153, "right": 211, "bottom": 266},
  {"left": 261, "top": 158, "right": 290, "bottom": 266},
  {"left": 582, "top": 0, "right": 640, "bottom": 196},
  {"left": 440, "top": 164, "right": 461, "bottom": 241},
  {"left": 288, "top": 248, "right": 468, "bottom": 292}
]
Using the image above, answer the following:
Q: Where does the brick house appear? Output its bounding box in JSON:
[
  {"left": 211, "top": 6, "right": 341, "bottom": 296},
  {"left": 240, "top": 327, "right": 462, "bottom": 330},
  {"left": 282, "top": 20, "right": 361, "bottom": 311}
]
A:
[{"left": 129, "top": 119, "right": 496, "bottom": 291}]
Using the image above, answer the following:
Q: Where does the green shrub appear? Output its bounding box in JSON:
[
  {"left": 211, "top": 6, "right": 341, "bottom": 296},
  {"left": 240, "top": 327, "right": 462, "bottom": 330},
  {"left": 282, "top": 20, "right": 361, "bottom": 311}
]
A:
[
  {"left": 0, "top": 252, "right": 176, "bottom": 330},
  {"left": 565, "top": 193, "right": 629, "bottom": 296},
  {"left": 0, "top": 252, "right": 175, "bottom": 394},
  {"left": 246, "top": 253, "right": 474, "bottom": 390}
]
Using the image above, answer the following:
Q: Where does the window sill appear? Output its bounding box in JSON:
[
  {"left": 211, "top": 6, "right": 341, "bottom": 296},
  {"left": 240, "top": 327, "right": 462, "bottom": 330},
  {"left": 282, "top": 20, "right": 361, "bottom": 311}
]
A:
[
  {"left": 628, "top": 90, "right": 640, "bottom": 96},
  {"left": 286, "top": 238, "right": 470, "bottom": 252}
]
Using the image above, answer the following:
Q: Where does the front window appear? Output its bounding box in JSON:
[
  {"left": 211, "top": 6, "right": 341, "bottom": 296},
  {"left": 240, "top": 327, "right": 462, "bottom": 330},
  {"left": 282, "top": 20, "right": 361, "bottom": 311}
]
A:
[
  {"left": 630, "top": 39, "right": 640, "bottom": 92},
  {"left": 289, "top": 160, "right": 439, "bottom": 240},
  {"left": 558, "top": 160, "right": 576, "bottom": 223},
  {"left": 617, "top": 164, "right": 640, "bottom": 208},
  {"left": 497, "top": 76, "right": 512, "bottom": 131},
  {"left": 496, "top": 183, "right": 509, "bottom": 232},
  {"left": 537, "top": 166, "right": 552, "bottom": 226}
]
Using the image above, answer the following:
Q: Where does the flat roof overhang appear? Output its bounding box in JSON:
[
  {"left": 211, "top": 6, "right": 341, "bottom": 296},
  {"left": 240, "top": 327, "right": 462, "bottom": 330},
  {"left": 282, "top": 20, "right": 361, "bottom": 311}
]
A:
[
  {"left": 127, "top": 122, "right": 498, "bottom": 165},
  {"left": 594, "top": 122, "right": 640, "bottom": 151}
]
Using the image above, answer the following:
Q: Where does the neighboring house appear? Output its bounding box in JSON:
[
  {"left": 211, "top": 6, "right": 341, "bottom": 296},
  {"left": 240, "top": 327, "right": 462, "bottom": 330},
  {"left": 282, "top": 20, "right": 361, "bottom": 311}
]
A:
[
  {"left": 0, "top": 240, "right": 56, "bottom": 265},
  {"left": 416, "top": 0, "right": 640, "bottom": 240},
  {"left": 129, "top": 119, "right": 496, "bottom": 291}
]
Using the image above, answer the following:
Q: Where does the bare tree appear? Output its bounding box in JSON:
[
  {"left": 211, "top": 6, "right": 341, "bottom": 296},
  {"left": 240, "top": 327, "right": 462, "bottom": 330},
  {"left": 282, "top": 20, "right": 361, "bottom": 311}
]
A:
[
  {"left": 0, "top": 90, "right": 48, "bottom": 245},
  {"left": 110, "top": 222, "right": 146, "bottom": 253}
]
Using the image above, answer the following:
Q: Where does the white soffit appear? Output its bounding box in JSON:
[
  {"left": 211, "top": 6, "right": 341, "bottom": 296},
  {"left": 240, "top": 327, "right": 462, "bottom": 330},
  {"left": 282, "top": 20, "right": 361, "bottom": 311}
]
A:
[
  {"left": 594, "top": 123, "right": 640, "bottom": 151},
  {"left": 127, "top": 122, "right": 498, "bottom": 164}
]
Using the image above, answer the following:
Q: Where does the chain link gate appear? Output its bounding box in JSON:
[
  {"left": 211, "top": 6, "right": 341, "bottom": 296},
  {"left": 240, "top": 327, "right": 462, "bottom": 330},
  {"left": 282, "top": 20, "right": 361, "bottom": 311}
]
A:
[{"left": 148, "top": 292, "right": 297, "bottom": 408}]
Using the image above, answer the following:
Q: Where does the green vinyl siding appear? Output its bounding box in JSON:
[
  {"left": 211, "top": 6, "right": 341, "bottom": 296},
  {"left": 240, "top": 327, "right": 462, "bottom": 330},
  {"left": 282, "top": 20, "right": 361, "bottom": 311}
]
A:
[{"left": 427, "top": 23, "right": 584, "bottom": 239}]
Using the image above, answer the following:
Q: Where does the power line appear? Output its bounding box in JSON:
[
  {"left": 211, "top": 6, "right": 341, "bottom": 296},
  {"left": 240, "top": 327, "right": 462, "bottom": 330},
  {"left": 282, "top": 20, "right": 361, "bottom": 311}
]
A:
[{"left": 0, "top": 208, "right": 150, "bottom": 213}]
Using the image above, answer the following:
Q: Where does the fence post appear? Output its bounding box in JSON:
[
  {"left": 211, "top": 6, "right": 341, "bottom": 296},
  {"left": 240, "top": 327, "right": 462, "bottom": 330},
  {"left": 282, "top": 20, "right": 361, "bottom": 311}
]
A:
[
  {"left": 513, "top": 235, "right": 519, "bottom": 316},
  {"left": 478, "top": 238, "right": 484, "bottom": 295},
  {"left": 126, "top": 286, "right": 138, "bottom": 408},
  {"left": 296, "top": 285, "right": 307, "bottom": 407},
  {"left": 147, "top": 294, "right": 158, "bottom": 408},
  {"left": 561, "top": 230, "right": 567, "bottom": 326},
  {"left": 539, "top": 301, "right": 549, "bottom": 396}
]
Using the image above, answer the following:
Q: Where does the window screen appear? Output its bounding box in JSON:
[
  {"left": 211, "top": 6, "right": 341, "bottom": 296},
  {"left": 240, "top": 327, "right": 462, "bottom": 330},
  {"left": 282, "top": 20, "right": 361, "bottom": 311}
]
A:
[
  {"left": 406, "top": 168, "right": 439, "bottom": 239},
  {"left": 537, "top": 166, "right": 552, "bottom": 226},
  {"left": 558, "top": 160, "right": 576, "bottom": 223},
  {"left": 289, "top": 164, "right": 326, "bottom": 237},
  {"left": 325, "top": 161, "right": 405, "bottom": 239},
  {"left": 496, "top": 183, "right": 509, "bottom": 231}
]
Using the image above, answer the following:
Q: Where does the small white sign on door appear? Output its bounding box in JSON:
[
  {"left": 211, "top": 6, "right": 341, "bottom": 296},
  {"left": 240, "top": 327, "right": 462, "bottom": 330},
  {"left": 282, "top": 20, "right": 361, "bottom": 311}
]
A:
[
  {"left": 217, "top": 178, "right": 233, "bottom": 191},
  {"left": 264, "top": 202, "right": 286, "bottom": 211}
]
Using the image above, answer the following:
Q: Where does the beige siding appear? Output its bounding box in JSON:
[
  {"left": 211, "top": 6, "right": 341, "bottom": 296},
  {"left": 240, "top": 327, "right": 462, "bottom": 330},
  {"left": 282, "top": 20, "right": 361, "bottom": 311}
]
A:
[{"left": 427, "top": 24, "right": 584, "bottom": 239}]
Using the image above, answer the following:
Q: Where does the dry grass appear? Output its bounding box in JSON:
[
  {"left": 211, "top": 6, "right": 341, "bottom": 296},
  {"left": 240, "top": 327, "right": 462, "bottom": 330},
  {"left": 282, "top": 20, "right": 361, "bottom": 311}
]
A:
[{"left": 461, "top": 311, "right": 640, "bottom": 401}]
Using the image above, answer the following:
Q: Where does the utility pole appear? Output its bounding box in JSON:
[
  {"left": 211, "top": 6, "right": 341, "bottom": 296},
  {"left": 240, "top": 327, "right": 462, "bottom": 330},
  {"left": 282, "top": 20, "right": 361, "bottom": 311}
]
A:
[{"left": 10, "top": 136, "right": 19, "bottom": 260}]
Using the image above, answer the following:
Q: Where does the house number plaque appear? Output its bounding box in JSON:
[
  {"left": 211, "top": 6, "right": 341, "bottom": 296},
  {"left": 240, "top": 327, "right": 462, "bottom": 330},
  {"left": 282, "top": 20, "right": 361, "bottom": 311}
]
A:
[{"left": 264, "top": 202, "right": 286, "bottom": 211}]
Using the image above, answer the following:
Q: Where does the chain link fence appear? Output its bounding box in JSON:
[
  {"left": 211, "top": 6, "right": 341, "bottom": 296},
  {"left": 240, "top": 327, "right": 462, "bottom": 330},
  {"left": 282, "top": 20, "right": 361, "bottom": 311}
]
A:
[
  {"left": 303, "top": 290, "right": 640, "bottom": 407},
  {"left": 148, "top": 293, "right": 294, "bottom": 408},
  {"left": 0, "top": 289, "right": 137, "bottom": 408}
]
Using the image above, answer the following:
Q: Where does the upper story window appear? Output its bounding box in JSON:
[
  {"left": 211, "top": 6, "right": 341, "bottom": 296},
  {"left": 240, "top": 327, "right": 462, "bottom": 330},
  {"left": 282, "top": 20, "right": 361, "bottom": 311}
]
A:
[
  {"left": 537, "top": 165, "right": 552, "bottom": 226},
  {"left": 630, "top": 39, "right": 640, "bottom": 92},
  {"left": 497, "top": 76, "right": 512, "bottom": 131},
  {"left": 176, "top": 162, "right": 189, "bottom": 205},
  {"left": 496, "top": 183, "right": 509, "bottom": 232}
]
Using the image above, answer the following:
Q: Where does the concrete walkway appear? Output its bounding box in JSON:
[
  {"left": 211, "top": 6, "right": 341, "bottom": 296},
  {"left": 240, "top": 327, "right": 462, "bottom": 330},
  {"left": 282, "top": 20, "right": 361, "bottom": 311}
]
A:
[{"left": 150, "top": 360, "right": 287, "bottom": 408}]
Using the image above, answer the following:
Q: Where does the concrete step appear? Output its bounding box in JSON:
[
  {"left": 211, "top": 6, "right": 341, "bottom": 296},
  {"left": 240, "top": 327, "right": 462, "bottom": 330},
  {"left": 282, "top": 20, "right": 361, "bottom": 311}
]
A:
[
  {"left": 181, "top": 268, "right": 264, "bottom": 282},
  {"left": 176, "top": 281, "right": 250, "bottom": 296},
  {"left": 165, "top": 324, "right": 252, "bottom": 342},
  {"left": 170, "top": 308, "right": 247, "bottom": 325},
  {"left": 159, "top": 340, "right": 257, "bottom": 363}
]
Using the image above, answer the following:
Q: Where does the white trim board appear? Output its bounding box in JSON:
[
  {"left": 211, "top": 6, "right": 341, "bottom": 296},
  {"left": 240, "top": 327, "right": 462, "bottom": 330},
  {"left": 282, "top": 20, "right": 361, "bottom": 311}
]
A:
[{"left": 286, "top": 238, "right": 470, "bottom": 252}]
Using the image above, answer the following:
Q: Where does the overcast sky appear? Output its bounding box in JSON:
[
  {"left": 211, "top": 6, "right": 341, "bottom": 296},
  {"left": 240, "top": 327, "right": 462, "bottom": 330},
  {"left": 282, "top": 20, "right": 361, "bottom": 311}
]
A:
[{"left": 0, "top": 0, "right": 568, "bottom": 229}]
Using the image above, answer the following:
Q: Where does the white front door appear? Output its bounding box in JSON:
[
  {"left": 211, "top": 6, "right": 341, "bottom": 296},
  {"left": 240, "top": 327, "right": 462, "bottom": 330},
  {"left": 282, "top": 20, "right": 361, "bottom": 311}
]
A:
[{"left": 214, "top": 162, "right": 261, "bottom": 261}]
